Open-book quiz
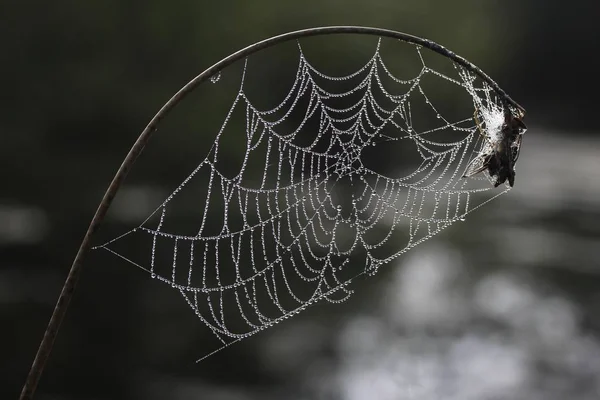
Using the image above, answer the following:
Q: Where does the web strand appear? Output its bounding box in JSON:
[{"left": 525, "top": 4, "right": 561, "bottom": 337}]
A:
[{"left": 95, "top": 38, "right": 511, "bottom": 360}]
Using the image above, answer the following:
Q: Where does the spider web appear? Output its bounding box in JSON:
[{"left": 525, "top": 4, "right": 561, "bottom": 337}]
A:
[{"left": 95, "top": 38, "right": 512, "bottom": 361}]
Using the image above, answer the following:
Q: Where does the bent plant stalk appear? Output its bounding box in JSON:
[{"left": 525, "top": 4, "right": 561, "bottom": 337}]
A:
[{"left": 19, "top": 25, "right": 524, "bottom": 399}]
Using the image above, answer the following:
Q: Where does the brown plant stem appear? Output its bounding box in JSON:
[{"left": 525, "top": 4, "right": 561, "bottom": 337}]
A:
[{"left": 19, "top": 25, "right": 523, "bottom": 400}]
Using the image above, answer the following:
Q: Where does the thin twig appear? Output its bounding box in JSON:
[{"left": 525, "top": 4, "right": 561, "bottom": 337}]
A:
[{"left": 19, "top": 25, "right": 523, "bottom": 399}]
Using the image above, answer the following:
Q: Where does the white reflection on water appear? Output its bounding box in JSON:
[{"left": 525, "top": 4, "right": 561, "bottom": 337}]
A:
[
  {"left": 329, "top": 244, "right": 600, "bottom": 400},
  {"left": 0, "top": 205, "right": 47, "bottom": 244}
]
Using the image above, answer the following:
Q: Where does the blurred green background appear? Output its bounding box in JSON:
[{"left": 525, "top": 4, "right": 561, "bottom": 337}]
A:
[{"left": 2, "top": 1, "right": 600, "bottom": 399}]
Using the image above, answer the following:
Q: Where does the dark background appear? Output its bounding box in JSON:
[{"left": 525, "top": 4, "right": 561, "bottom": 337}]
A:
[{"left": 2, "top": 1, "right": 600, "bottom": 399}]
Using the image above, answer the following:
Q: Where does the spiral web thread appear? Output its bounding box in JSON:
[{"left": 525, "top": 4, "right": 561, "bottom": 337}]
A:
[{"left": 95, "top": 38, "right": 511, "bottom": 361}]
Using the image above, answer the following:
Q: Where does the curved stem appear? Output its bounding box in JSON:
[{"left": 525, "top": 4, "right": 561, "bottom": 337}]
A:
[{"left": 19, "top": 25, "right": 524, "bottom": 400}]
